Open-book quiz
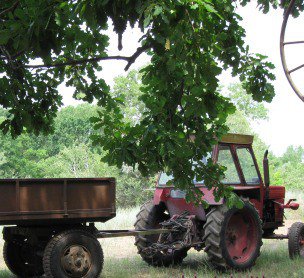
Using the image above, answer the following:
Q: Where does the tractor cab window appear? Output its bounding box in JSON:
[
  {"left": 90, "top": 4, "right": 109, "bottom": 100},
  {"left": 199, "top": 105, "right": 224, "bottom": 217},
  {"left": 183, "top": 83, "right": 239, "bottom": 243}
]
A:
[
  {"left": 236, "top": 147, "right": 260, "bottom": 185},
  {"left": 158, "top": 173, "right": 173, "bottom": 185},
  {"left": 158, "top": 156, "right": 209, "bottom": 186},
  {"left": 217, "top": 145, "right": 240, "bottom": 184}
]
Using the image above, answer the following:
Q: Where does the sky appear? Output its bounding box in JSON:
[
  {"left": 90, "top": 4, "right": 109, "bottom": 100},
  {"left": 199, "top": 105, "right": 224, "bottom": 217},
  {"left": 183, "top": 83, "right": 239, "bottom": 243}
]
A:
[{"left": 61, "top": 1, "right": 304, "bottom": 156}]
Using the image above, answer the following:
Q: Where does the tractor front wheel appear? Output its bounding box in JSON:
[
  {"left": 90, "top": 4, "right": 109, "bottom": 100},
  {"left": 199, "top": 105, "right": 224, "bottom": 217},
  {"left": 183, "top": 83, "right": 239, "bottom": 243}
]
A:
[
  {"left": 134, "top": 200, "right": 188, "bottom": 267},
  {"left": 203, "top": 201, "right": 262, "bottom": 271}
]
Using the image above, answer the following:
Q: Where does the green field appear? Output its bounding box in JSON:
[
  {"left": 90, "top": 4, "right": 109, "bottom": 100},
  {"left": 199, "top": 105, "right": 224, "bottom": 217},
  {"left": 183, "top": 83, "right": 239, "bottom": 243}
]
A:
[{"left": 0, "top": 190, "right": 303, "bottom": 278}]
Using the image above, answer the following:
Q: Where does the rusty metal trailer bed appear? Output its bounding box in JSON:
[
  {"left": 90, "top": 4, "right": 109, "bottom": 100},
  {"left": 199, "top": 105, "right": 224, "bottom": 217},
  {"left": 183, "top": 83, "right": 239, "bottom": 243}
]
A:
[{"left": 0, "top": 178, "right": 116, "bottom": 225}]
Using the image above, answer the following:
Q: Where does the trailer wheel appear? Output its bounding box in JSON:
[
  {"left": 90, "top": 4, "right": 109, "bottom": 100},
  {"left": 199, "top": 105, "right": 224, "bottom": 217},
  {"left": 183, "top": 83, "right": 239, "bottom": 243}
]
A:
[
  {"left": 134, "top": 200, "right": 188, "bottom": 267},
  {"left": 203, "top": 201, "right": 262, "bottom": 271},
  {"left": 43, "top": 229, "right": 103, "bottom": 278},
  {"left": 3, "top": 240, "right": 44, "bottom": 277},
  {"left": 288, "top": 222, "right": 304, "bottom": 259}
]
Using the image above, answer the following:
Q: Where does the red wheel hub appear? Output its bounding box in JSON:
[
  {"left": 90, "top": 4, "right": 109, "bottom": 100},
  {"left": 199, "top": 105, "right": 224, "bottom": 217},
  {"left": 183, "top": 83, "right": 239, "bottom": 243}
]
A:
[{"left": 225, "top": 210, "right": 258, "bottom": 264}]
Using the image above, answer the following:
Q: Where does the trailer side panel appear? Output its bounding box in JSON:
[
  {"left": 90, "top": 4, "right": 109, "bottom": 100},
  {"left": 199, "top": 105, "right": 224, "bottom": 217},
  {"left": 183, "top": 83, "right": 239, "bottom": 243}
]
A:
[{"left": 0, "top": 178, "right": 115, "bottom": 225}]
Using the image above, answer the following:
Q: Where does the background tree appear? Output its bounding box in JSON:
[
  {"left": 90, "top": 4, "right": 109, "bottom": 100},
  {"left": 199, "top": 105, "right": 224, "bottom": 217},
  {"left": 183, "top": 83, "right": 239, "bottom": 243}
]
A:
[
  {"left": 111, "top": 70, "right": 145, "bottom": 125},
  {"left": 271, "top": 146, "right": 304, "bottom": 189}
]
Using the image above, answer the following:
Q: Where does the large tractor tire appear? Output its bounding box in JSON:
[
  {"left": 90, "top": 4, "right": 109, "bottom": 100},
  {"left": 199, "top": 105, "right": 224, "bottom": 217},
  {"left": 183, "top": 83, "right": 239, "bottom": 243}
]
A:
[
  {"left": 288, "top": 222, "right": 304, "bottom": 259},
  {"left": 203, "top": 201, "right": 262, "bottom": 271},
  {"left": 3, "top": 240, "right": 44, "bottom": 277},
  {"left": 43, "top": 229, "right": 103, "bottom": 278},
  {"left": 134, "top": 200, "right": 188, "bottom": 267}
]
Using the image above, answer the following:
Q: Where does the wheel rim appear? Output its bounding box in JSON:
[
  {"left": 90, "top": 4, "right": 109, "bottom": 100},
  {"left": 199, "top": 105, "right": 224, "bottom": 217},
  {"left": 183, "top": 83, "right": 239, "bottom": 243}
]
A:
[
  {"left": 280, "top": 0, "right": 304, "bottom": 101},
  {"left": 225, "top": 209, "right": 258, "bottom": 264},
  {"left": 61, "top": 245, "right": 92, "bottom": 277}
]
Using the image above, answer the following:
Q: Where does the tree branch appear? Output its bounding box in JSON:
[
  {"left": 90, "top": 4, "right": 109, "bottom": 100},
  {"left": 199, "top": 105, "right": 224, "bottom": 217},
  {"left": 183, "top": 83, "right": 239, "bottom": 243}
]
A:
[
  {"left": 0, "top": 1, "right": 20, "bottom": 18},
  {"left": 22, "top": 44, "right": 151, "bottom": 70},
  {"left": 124, "top": 44, "right": 151, "bottom": 71},
  {"left": 2, "top": 43, "right": 151, "bottom": 70},
  {"left": 23, "top": 55, "right": 130, "bottom": 69}
]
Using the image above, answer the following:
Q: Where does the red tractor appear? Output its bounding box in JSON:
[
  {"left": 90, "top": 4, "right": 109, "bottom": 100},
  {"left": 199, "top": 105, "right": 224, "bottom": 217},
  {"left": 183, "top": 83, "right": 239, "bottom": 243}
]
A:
[{"left": 134, "top": 133, "right": 304, "bottom": 270}]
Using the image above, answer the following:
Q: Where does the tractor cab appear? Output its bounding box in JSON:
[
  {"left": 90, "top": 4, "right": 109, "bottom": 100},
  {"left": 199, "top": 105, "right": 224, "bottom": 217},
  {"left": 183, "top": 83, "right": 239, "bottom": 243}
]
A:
[
  {"left": 215, "top": 133, "right": 261, "bottom": 187},
  {"left": 216, "top": 134, "right": 291, "bottom": 233}
]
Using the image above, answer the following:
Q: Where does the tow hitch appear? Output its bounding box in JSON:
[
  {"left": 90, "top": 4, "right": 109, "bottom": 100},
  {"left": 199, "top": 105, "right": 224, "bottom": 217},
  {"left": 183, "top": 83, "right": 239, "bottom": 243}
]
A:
[{"left": 141, "top": 212, "right": 198, "bottom": 257}]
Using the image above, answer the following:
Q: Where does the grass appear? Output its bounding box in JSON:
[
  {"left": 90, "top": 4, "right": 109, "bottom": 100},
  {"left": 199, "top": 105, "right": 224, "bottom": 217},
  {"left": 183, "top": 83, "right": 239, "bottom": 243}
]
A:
[{"left": 0, "top": 190, "right": 303, "bottom": 277}]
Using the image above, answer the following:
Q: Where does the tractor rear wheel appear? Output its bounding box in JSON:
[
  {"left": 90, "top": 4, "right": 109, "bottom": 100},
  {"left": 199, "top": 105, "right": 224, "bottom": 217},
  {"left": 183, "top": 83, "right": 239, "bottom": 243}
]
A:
[
  {"left": 288, "top": 222, "right": 304, "bottom": 259},
  {"left": 134, "top": 200, "right": 188, "bottom": 267},
  {"left": 203, "top": 201, "right": 262, "bottom": 271}
]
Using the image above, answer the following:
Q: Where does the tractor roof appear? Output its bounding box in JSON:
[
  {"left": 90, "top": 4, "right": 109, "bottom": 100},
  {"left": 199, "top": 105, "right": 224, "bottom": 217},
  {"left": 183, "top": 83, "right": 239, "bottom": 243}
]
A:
[{"left": 220, "top": 133, "right": 254, "bottom": 145}]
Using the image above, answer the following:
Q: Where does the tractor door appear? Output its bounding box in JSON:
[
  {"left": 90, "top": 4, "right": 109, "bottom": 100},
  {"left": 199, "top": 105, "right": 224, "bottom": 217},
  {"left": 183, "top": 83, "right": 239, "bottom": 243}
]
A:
[
  {"left": 216, "top": 143, "right": 264, "bottom": 217},
  {"left": 234, "top": 145, "right": 262, "bottom": 187}
]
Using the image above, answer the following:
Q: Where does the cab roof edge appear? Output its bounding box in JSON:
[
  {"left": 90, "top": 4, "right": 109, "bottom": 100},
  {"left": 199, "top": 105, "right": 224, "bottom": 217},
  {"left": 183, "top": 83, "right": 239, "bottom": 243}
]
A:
[{"left": 220, "top": 133, "right": 254, "bottom": 145}]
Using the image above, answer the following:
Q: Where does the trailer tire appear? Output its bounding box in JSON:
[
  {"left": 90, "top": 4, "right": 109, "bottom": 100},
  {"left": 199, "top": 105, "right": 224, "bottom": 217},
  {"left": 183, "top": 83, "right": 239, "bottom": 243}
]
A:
[
  {"left": 288, "top": 222, "right": 304, "bottom": 259},
  {"left": 43, "top": 229, "right": 103, "bottom": 278},
  {"left": 3, "top": 241, "right": 44, "bottom": 277},
  {"left": 134, "top": 200, "right": 188, "bottom": 267},
  {"left": 203, "top": 201, "right": 262, "bottom": 271}
]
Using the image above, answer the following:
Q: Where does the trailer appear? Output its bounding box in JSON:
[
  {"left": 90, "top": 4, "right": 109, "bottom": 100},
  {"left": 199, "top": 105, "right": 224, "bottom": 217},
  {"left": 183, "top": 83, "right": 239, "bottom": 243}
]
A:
[
  {"left": 0, "top": 178, "right": 116, "bottom": 277},
  {"left": 0, "top": 178, "right": 169, "bottom": 278}
]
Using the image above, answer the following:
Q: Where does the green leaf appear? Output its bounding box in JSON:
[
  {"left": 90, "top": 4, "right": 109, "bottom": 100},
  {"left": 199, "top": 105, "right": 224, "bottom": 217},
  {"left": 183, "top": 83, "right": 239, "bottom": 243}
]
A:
[
  {"left": 14, "top": 9, "right": 27, "bottom": 21},
  {"left": 0, "top": 30, "right": 11, "bottom": 45},
  {"left": 154, "top": 6, "right": 163, "bottom": 16},
  {"left": 59, "top": 2, "right": 68, "bottom": 8},
  {"left": 143, "top": 14, "right": 152, "bottom": 28},
  {"left": 202, "top": 2, "right": 217, "bottom": 13},
  {"left": 178, "top": 132, "right": 185, "bottom": 139}
]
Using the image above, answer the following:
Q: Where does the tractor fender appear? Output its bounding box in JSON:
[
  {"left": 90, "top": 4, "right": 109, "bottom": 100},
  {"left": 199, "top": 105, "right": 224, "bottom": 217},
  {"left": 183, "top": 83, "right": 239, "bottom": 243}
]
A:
[
  {"left": 153, "top": 187, "right": 223, "bottom": 221},
  {"left": 153, "top": 187, "right": 170, "bottom": 204}
]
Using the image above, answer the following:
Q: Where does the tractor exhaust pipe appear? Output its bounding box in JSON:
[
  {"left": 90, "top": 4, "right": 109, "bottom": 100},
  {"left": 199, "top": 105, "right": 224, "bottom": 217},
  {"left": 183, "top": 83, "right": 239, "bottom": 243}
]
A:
[{"left": 263, "top": 150, "right": 270, "bottom": 200}]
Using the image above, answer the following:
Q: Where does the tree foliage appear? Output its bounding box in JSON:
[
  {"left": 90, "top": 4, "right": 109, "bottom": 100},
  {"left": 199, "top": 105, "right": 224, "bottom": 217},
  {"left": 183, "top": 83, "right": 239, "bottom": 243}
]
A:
[
  {"left": 0, "top": 0, "right": 293, "bottom": 203},
  {"left": 271, "top": 146, "right": 304, "bottom": 189},
  {"left": 240, "top": 0, "right": 304, "bottom": 16},
  {"left": 111, "top": 70, "right": 145, "bottom": 125},
  {"left": 226, "top": 83, "right": 268, "bottom": 121}
]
